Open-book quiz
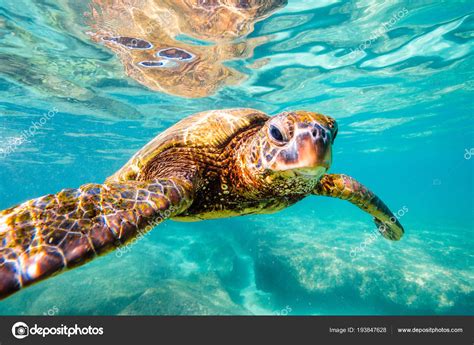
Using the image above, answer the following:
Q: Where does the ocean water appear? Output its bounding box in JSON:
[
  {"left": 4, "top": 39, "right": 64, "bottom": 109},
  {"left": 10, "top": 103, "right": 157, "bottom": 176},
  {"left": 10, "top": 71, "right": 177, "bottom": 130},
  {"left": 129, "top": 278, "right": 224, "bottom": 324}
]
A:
[{"left": 0, "top": 0, "right": 473, "bottom": 315}]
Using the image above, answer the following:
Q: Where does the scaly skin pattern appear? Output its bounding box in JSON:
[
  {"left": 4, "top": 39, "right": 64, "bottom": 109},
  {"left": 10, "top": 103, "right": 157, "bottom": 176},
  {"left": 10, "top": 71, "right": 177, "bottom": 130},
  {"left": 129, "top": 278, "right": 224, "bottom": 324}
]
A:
[
  {"left": 0, "top": 179, "right": 193, "bottom": 299},
  {"left": 0, "top": 108, "right": 404, "bottom": 299},
  {"left": 174, "top": 127, "right": 301, "bottom": 220},
  {"left": 314, "top": 174, "right": 404, "bottom": 240},
  {"left": 107, "top": 108, "right": 269, "bottom": 183},
  {"left": 175, "top": 110, "right": 337, "bottom": 220}
]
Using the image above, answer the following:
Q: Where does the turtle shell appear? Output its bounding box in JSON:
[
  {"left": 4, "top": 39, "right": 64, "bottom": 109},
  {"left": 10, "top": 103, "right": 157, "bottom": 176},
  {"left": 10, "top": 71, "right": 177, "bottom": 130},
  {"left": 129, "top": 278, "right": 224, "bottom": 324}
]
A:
[{"left": 107, "top": 108, "right": 269, "bottom": 182}]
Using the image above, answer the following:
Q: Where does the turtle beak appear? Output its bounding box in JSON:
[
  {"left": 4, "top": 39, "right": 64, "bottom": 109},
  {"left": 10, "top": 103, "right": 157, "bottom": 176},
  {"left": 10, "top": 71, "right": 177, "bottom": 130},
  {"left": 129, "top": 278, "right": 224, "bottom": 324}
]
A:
[{"left": 270, "top": 125, "right": 332, "bottom": 175}]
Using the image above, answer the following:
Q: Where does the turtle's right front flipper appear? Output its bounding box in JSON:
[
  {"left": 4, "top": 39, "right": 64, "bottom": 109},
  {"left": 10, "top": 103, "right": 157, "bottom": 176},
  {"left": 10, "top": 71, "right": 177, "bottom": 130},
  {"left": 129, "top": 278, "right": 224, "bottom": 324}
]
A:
[
  {"left": 0, "top": 178, "right": 193, "bottom": 300},
  {"left": 313, "top": 174, "right": 404, "bottom": 241}
]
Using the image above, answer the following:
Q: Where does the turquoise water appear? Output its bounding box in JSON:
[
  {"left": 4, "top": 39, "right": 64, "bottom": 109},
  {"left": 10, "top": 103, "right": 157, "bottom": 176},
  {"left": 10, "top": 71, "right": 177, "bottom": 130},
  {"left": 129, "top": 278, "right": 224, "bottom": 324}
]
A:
[{"left": 0, "top": 0, "right": 473, "bottom": 315}]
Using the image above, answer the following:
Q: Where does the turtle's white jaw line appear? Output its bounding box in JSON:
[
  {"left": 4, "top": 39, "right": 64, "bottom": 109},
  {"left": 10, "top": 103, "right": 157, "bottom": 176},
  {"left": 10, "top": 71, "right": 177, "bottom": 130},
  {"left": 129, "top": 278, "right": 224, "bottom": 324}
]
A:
[
  {"left": 274, "top": 166, "right": 326, "bottom": 181},
  {"left": 293, "top": 166, "right": 327, "bottom": 180}
]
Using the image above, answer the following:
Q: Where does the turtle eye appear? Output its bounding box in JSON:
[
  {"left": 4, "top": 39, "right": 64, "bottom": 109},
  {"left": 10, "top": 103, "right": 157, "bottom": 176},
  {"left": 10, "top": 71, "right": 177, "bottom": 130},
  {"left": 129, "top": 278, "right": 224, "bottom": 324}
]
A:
[{"left": 269, "top": 125, "right": 285, "bottom": 142}]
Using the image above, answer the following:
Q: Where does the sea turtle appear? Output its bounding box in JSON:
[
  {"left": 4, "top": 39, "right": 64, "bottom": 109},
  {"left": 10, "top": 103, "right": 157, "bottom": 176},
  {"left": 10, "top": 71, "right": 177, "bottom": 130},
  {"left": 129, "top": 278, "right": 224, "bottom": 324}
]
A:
[{"left": 0, "top": 108, "right": 404, "bottom": 299}]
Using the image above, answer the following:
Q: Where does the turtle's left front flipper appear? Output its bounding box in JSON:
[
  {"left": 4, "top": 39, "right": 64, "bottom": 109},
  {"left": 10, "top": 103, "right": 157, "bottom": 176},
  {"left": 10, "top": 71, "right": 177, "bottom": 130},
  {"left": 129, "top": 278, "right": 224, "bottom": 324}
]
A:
[
  {"left": 313, "top": 174, "right": 404, "bottom": 240},
  {"left": 0, "top": 178, "right": 193, "bottom": 299}
]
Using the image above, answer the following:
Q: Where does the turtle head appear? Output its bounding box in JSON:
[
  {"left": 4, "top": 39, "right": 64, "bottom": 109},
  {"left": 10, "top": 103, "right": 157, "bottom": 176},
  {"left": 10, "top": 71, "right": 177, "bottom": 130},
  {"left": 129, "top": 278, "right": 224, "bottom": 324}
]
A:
[{"left": 243, "top": 110, "right": 338, "bottom": 195}]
